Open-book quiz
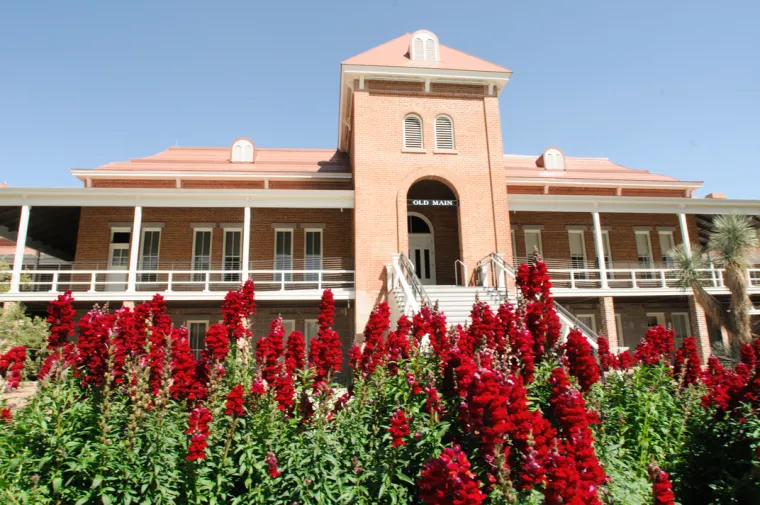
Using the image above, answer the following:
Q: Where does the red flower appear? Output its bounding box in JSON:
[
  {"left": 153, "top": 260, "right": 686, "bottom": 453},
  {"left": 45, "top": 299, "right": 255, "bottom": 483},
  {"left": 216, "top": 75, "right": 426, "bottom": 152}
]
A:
[
  {"left": 348, "top": 344, "right": 361, "bottom": 370},
  {"left": 516, "top": 256, "right": 562, "bottom": 357},
  {"left": 257, "top": 318, "right": 285, "bottom": 384},
  {"left": 170, "top": 327, "right": 199, "bottom": 400},
  {"left": 0, "top": 346, "right": 27, "bottom": 390},
  {"left": 406, "top": 373, "right": 423, "bottom": 395},
  {"left": 498, "top": 303, "right": 536, "bottom": 382},
  {"left": 418, "top": 445, "right": 485, "bottom": 505},
  {"left": 223, "top": 384, "right": 246, "bottom": 417},
  {"left": 563, "top": 329, "right": 600, "bottom": 392},
  {"left": 38, "top": 343, "right": 78, "bottom": 380},
  {"left": 0, "top": 407, "right": 11, "bottom": 422},
  {"left": 284, "top": 331, "right": 306, "bottom": 375},
  {"left": 147, "top": 295, "right": 173, "bottom": 395},
  {"left": 308, "top": 289, "right": 343, "bottom": 383},
  {"left": 740, "top": 344, "right": 756, "bottom": 375},
  {"left": 424, "top": 385, "right": 444, "bottom": 418},
  {"left": 389, "top": 409, "right": 411, "bottom": 447},
  {"left": 634, "top": 325, "right": 674, "bottom": 365},
  {"left": 673, "top": 336, "right": 702, "bottom": 388},
  {"left": 204, "top": 323, "right": 230, "bottom": 362},
  {"left": 355, "top": 302, "right": 391, "bottom": 377},
  {"left": 274, "top": 371, "right": 296, "bottom": 414},
  {"left": 265, "top": 452, "right": 280, "bottom": 478},
  {"left": 648, "top": 463, "right": 675, "bottom": 505},
  {"left": 597, "top": 336, "right": 617, "bottom": 372},
  {"left": 221, "top": 280, "right": 256, "bottom": 341},
  {"left": 185, "top": 407, "right": 212, "bottom": 461},
  {"left": 76, "top": 308, "right": 116, "bottom": 387},
  {"left": 617, "top": 350, "right": 635, "bottom": 370},
  {"left": 468, "top": 301, "right": 498, "bottom": 352},
  {"left": 46, "top": 290, "right": 76, "bottom": 349},
  {"left": 250, "top": 377, "right": 267, "bottom": 396},
  {"left": 386, "top": 315, "right": 412, "bottom": 374}
]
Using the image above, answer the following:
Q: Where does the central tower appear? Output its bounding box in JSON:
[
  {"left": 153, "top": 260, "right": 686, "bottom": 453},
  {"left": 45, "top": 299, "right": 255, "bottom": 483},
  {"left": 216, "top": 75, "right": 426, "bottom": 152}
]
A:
[{"left": 338, "top": 31, "right": 515, "bottom": 337}]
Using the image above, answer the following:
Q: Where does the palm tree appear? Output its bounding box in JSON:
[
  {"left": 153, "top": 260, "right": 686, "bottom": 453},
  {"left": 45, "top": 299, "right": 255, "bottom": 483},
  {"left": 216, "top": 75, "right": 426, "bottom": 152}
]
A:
[{"left": 670, "top": 213, "right": 758, "bottom": 349}]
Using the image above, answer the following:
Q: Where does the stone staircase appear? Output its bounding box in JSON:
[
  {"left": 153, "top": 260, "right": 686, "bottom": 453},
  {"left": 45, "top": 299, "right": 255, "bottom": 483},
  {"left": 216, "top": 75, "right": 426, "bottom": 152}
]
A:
[{"left": 391, "top": 284, "right": 506, "bottom": 327}]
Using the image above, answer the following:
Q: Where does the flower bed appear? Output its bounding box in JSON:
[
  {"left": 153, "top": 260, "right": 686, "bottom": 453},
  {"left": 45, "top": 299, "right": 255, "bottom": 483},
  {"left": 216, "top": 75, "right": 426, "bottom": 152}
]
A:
[{"left": 0, "top": 258, "right": 759, "bottom": 504}]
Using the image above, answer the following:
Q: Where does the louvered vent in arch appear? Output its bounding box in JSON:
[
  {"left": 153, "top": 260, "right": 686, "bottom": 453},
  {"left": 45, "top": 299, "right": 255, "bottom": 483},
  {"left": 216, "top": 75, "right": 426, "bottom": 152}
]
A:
[
  {"left": 410, "top": 30, "right": 439, "bottom": 62},
  {"left": 404, "top": 114, "right": 423, "bottom": 149},
  {"left": 435, "top": 115, "right": 454, "bottom": 150}
]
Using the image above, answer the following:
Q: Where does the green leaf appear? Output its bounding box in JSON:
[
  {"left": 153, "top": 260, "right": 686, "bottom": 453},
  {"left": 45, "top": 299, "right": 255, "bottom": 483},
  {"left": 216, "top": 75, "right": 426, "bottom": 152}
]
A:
[{"left": 52, "top": 477, "right": 62, "bottom": 494}]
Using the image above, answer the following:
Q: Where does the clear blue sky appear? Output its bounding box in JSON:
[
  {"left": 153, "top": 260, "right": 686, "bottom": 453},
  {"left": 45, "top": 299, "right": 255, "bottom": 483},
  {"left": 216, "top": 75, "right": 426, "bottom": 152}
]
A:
[{"left": 1, "top": 0, "right": 758, "bottom": 198}]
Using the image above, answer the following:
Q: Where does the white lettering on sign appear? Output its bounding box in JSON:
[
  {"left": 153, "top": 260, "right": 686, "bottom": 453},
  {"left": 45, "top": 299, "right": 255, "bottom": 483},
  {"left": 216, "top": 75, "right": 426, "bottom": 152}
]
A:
[{"left": 409, "top": 199, "right": 457, "bottom": 207}]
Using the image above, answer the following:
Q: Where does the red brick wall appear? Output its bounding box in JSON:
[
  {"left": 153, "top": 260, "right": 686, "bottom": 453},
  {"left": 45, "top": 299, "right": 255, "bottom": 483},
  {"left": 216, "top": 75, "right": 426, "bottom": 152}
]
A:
[
  {"left": 92, "top": 180, "right": 175, "bottom": 188},
  {"left": 74, "top": 207, "right": 353, "bottom": 268}
]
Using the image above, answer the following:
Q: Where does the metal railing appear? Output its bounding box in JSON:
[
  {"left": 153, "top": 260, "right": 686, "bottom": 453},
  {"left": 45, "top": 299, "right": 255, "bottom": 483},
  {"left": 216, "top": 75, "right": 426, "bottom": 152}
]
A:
[
  {"left": 454, "top": 259, "right": 467, "bottom": 286},
  {"left": 397, "top": 253, "right": 430, "bottom": 306}
]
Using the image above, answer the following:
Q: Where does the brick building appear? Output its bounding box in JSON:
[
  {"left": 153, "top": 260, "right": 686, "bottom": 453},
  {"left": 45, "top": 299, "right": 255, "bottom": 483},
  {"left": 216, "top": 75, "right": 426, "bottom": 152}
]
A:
[{"left": 1, "top": 31, "right": 758, "bottom": 357}]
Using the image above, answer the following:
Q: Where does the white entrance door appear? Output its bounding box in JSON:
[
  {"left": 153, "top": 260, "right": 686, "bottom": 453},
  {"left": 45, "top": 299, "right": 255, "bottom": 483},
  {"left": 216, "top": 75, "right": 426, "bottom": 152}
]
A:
[
  {"left": 107, "top": 244, "right": 129, "bottom": 291},
  {"left": 409, "top": 234, "right": 436, "bottom": 285}
]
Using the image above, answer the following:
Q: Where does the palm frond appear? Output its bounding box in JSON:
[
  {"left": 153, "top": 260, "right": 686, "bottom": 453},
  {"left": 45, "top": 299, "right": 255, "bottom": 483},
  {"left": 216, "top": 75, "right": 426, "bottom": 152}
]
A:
[
  {"left": 668, "top": 243, "right": 708, "bottom": 290},
  {"left": 708, "top": 213, "right": 758, "bottom": 270}
]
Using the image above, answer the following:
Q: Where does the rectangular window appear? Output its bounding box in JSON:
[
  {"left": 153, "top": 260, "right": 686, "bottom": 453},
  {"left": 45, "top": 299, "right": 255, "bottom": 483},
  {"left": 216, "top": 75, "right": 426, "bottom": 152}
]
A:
[
  {"left": 568, "top": 230, "right": 587, "bottom": 278},
  {"left": 646, "top": 312, "right": 666, "bottom": 327},
  {"left": 223, "top": 229, "right": 242, "bottom": 282},
  {"left": 524, "top": 229, "right": 543, "bottom": 258},
  {"left": 635, "top": 231, "right": 654, "bottom": 267},
  {"left": 282, "top": 319, "right": 296, "bottom": 336},
  {"left": 601, "top": 230, "right": 612, "bottom": 268},
  {"left": 106, "top": 228, "right": 131, "bottom": 292},
  {"left": 187, "top": 320, "right": 208, "bottom": 359},
  {"left": 671, "top": 312, "right": 691, "bottom": 348},
  {"left": 576, "top": 314, "right": 597, "bottom": 333},
  {"left": 304, "top": 318, "right": 319, "bottom": 346},
  {"left": 139, "top": 229, "right": 161, "bottom": 283},
  {"left": 274, "top": 229, "right": 293, "bottom": 283},
  {"left": 192, "top": 229, "right": 212, "bottom": 283},
  {"left": 659, "top": 230, "right": 676, "bottom": 266},
  {"left": 304, "top": 229, "right": 323, "bottom": 283}
]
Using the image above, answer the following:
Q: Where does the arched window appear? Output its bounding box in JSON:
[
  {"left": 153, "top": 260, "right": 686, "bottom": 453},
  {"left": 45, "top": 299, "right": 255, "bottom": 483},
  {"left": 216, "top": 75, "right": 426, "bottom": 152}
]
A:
[
  {"left": 408, "top": 215, "right": 431, "bottom": 234},
  {"left": 434, "top": 115, "right": 454, "bottom": 150},
  {"left": 410, "top": 30, "right": 439, "bottom": 62},
  {"left": 403, "top": 114, "right": 423, "bottom": 149},
  {"left": 543, "top": 147, "right": 565, "bottom": 170},
  {"left": 231, "top": 139, "right": 255, "bottom": 163}
]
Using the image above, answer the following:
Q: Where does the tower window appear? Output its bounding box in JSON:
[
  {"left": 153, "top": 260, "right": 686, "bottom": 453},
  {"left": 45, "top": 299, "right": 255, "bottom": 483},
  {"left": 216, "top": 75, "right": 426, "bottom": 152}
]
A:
[
  {"left": 435, "top": 115, "right": 454, "bottom": 150},
  {"left": 410, "top": 30, "right": 439, "bottom": 62},
  {"left": 231, "top": 139, "right": 255, "bottom": 163},
  {"left": 403, "top": 114, "right": 423, "bottom": 149},
  {"left": 543, "top": 148, "right": 565, "bottom": 170}
]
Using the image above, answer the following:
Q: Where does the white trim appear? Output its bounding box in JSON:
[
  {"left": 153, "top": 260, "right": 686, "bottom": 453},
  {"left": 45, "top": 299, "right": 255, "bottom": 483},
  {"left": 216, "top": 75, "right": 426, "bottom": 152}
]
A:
[
  {"left": 506, "top": 177, "right": 702, "bottom": 191},
  {"left": 9, "top": 205, "right": 30, "bottom": 293},
  {"left": 242, "top": 207, "right": 251, "bottom": 279},
  {"left": 126, "top": 206, "right": 142, "bottom": 292},
  {"left": 0, "top": 188, "right": 355, "bottom": 209},
  {"left": 505, "top": 194, "right": 760, "bottom": 215},
  {"left": 403, "top": 113, "right": 424, "bottom": 150},
  {"left": 72, "top": 169, "right": 352, "bottom": 182},
  {"left": 342, "top": 64, "right": 512, "bottom": 84},
  {"left": 434, "top": 114, "right": 455, "bottom": 151},
  {"left": 678, "top": 213, "right": 691, "bottom": 255}
]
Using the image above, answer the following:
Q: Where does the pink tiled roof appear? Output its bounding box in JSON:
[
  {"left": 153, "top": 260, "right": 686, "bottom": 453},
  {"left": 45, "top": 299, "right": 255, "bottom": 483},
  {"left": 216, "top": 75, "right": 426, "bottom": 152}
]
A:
[
  {"left": 504, "top": 154, "right": 701, "bottom": 186},
  {"left": 91, "top": 147, "right": 350, "bottom": 174},
  {"left": 342, "top": 33, "right": 511, "bottom": 73}
]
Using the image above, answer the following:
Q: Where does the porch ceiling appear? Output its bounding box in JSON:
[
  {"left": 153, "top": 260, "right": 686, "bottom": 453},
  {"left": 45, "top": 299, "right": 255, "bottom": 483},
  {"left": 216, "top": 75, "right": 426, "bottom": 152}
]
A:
[{"left": 0, "top": 206, "right": 80, "bottom": 261}]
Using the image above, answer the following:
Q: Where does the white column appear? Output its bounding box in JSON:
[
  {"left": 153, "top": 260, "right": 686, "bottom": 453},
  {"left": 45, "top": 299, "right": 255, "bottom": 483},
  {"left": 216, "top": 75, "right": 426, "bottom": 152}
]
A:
[
  {"left": 126, "top": 206, "right": 142, "bottom": 292},
  {"left": 592, "top": 211, "right": 609, "bottom": 289},
  {"left": 678, "top": 213, "right": 691, "bottom": 255},
  {"left": 9, "top": 205, "right": 31, "bottom": 293},
  {"left": 242, "top": 206, "right": 251, "bottom": 280}
]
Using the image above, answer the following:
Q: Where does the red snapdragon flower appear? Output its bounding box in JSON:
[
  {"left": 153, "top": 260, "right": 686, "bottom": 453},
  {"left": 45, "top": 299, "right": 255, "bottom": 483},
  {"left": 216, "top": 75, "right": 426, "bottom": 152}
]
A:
[
  {"left": 221, "top": 280, "right": 256, "bottom": 341},
  {"left": 169, "top": 327, "right": 199, "bottom": 400},
  {"left": 265, "top": 452, "right": 280, "bottom": 478},
  {"left": 355, "top": 302, "right": 391, "bottom": 377},
  {"left": 257, "top": 318, "right": 285, "bottom": 384},
  {"left": 418, "top": 445, "right": 486, "bottom": 505},
  {"left": 389, "top": 409, "right": 410, "bottom": 447},
  {"left": 250, "top": 377, "right": 267, "bottom": 396},
  {"left": 406, "top": 373, "right": 423, "bottom": 395},
  {"left": 563, "top": 329, "right": 600, "bottom": 392},
  {"left": 284, "top": 331, "right": 306, "bottom": 375},
  {"left": 38, "top": 343, "right": 78, "bottom": 380},
  {"left": 204, "top": 323, "right": 230, "bottom": 362},
  {"left": 468, "top": 301, "right": 498, "bottom": 352},
  {"left": 46, "top": 290, "right": 76, "bottom": 349},
  {"left": 76, "top": 308, "right": 116, "bottom": 387},
  {"left": 147, "top": 295, "right": 173, "bottom": 395},
  {"left": 274, "top": 371, "right": 296, "bottom": 414},
  {"left": 498, "top": 302, "right": 536, "bottom": 382},
  {"left": 516, "top": 256, "right": 562, "bottom": 357},
  {"left": 225, "top": 384, "right": 246, "bottom": 417},
  {"left": 308, "top": 289, "right": 342, "bottom": 383},
  {"left": 185, "top": 407, "right": 212, "bottom": 461},
  {"left": 634, "top": 325, "right": 674, "bottom": 365},
  {"left": 648, "top": 463, "right": 675, "bottom": 505},
  {"left": 597, "top": 336, "right": 617, "bottom": 372},
  {"left": 673, "top": 336, "right": 702, "bottom": 388},
  {"left": 1, "top": 407, "right": 11, "bottom": 422},
  {"left": 617, "top": 350, "right": 635, "bottom": 370},
  {"left": 424, "top": 385, "right": 444, "bottom": 418},
  {"left": 0, "top": 346, "right": 27, "bottom": 390},
  {"left": 386, "top": 315, "right": 412, "bottom": 374}
]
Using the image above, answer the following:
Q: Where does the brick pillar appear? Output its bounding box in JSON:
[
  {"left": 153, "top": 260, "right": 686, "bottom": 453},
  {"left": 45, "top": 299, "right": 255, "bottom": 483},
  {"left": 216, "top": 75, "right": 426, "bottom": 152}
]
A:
[
  {"left": 598, "top": 297, "right": 619, "bottom": 352},
  {"left": 688, "top": 296, "right": 712, "bottom": 359}
]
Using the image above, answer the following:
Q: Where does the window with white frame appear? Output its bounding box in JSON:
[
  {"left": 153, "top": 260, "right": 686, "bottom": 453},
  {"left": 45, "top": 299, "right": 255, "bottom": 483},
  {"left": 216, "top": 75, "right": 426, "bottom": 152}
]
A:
[
  {"left": 524, "top": 228, "right": 543, "bottom": 260},
  {"left": 635, "top": 230, "right": 654, "bottom": 267},
  {"left": 646, "top": 312, "right": 666, "bottom": 327},
  {"left": 671, "top": 312, "right": 691, "bottom": 348},
  {"left": 576, "top": 314, "right": 597, "bottom": 333},
  {"left": 543, "top": 148, "right": 565, "bottom": 170},
  {"left": 304, "top": 319, "right": 319, "bottom": 346},
  {"left": 568, "top": 230, "right": 588, "bottom": 275},
  {"left": 231, "top": 139, "right": 254, "bottom": 163},
  {"left": 410, "top": 31, "right": 439, "bottom": 62},
  {"left": 434, "top": 115, "right": 454, "bottom": 150},
  {"left": 187, "top": 320, "right": 208, "bottom": 358},
  {"left": 192, "top": 228, "right": 212, "bottom": 283},
  {"left": 139, "top": 229, "right": 161, "bottom": 283},
  {"left": 223, "top": 228, "right": 242, "bottom": 282},
  {"left": 274, "top": 229, "right": 293, "bottom": 282},
  {"left": 658, "top": 230, "right": 676, "bottom": 266},
  {"left": 282, "top": 319, "right": 296, "bottom": 336},
  {"left": 304, "top": 229, "right": 323, "bottom": 283},
  {"left": 601, "top": 229, "right": 613, "bottom": 270},
  {"left": 403, "top": 114, "right": 423, "bottom": 149}
]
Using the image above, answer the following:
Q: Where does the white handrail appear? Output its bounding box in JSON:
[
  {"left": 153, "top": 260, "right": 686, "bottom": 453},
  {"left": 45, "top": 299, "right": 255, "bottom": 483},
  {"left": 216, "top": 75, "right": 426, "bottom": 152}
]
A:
[
  {"left": 391, "top": 256, "right": 420, "bottom": 314},
  {"left": 454, "top": 260, "right": 467, "bottom": 286}
]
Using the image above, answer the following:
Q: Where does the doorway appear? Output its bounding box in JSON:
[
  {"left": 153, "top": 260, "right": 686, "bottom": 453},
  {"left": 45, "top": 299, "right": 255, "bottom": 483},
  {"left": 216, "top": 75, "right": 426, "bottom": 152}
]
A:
[{"left": 408, "top": 213, "right": 436, "bottom": 285}]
